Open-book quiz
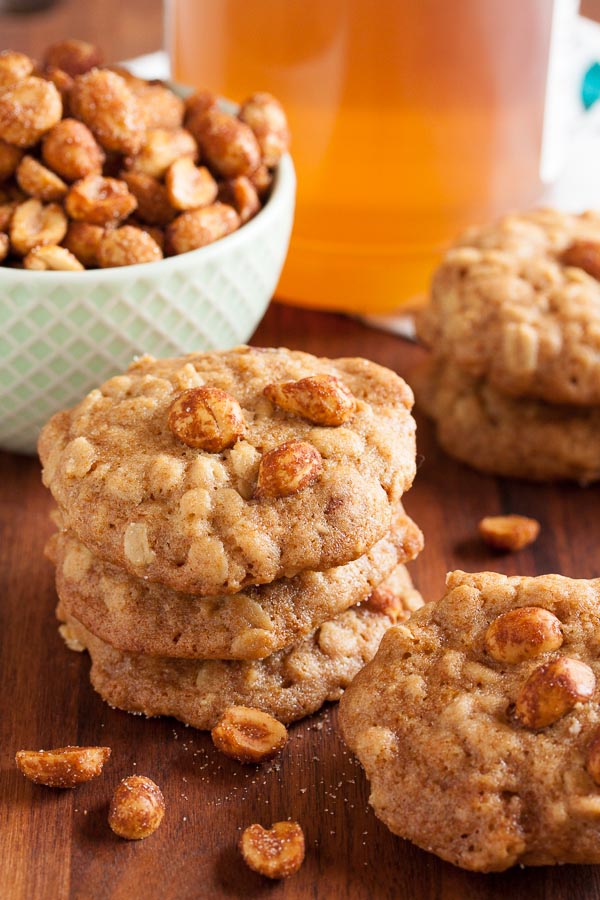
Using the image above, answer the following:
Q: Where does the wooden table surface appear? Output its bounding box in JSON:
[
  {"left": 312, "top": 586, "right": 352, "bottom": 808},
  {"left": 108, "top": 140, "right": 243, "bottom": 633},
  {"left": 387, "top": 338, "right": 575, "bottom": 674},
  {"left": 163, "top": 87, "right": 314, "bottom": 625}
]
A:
[{"left": 3, "top": 3, "right": 600, "bottom": 898}]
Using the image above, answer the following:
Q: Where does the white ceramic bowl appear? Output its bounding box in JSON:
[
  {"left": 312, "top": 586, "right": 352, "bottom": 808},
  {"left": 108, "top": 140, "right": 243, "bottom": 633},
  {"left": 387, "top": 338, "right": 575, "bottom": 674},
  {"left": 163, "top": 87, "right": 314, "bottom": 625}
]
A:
[{"left": 0, "top": 153, "right": 295, "bottom": 454}]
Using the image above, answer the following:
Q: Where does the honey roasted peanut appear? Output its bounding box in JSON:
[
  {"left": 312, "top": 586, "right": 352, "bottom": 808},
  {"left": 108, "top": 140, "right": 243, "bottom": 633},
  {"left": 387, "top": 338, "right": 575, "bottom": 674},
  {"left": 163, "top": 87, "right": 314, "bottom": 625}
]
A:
[
  {"left": 108, "top": 775, "right": 165, "bottom": 840},
  {"left": 239, "top": 92, "right": 290, "bottom": 168},
  {"left": 70, "top": 69, "right": 145, "bottom": 156},
  {"left": 24, "top": 244, "right": 84, "bottom": 270},
  {"left": 63, "top": 220, "right": 104, "bottom": 267},
  {"left": 165, "top": 203, "right": 239, "bottom": 254},
  {"left": 0, "top": 76, "right": 62, "bottom": 147},
  {"left": 187, "top": 107, "right": 260, "bottom": 178},
  {"left": 561, "top": 240, "right": 600, "bottom": 281},
  {"left": 42, "top": 119, "right": 105, "bottom": 182},
  {"left": 16, "top": 155, "right": 68, "bottom": 202},
  {"left": 211, "top": 706, "right": 288, "bottom": 764},
  {"left": 485, "top": 607, "right": 563, "bottom": 664},
  {"left": 0, "top": 139, "right": 22, "bottom": 181},
  {"left": 478, "top": 515, "right": 540, "bottom": 552},
  {"left": 120, "top": 171, "right": 175, "bottom": 226},
  {"left": 240, "top": 821, "right": 305, "bottom": 879},
  {"left": 10, "top": 198, "right": 67, "bottom": 255},
  {"left": 15, "top": 745, "right": 110, "bottom": 787},
  {"left": 44, "top": 39, "right": 103, "bottom": 78},
  {"left": 254, "top": 441, "right": 323, "bottom": 499},
  {"left": 514, "top": 656, "right": 596, "bottom": 729},
  {"left": 0, "top": 50, "right": 34, "bottom": 91},
  {"left": 165, "top": 157, "right": 218, "bottom": 211},
  {"left": 0, "top": 232, "right": 8, "bottom": 262},
  {"left": 217, "top": 175, "right": 260, "bottom": 224},
  {"left": 65, "top": 175, "right": 137, "bottom": 226},
  {"left": 126, "top": 126, "right": 197, "bottom": 180},
  {"left": 264, "top": 374, "right": 357, "bottom": 426},
  {"left": 97, "top": 225, "right": 163, "bottom": 268},
  {"left": 168, "top": 386, "right": 246, "bottom": 451}
]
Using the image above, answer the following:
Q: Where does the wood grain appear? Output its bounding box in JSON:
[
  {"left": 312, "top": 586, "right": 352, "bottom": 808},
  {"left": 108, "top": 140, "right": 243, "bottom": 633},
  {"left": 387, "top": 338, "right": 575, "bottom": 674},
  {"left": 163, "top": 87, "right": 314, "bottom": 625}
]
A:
[{"left": 2, "top": 302, "right": 600, "bottom": 900}]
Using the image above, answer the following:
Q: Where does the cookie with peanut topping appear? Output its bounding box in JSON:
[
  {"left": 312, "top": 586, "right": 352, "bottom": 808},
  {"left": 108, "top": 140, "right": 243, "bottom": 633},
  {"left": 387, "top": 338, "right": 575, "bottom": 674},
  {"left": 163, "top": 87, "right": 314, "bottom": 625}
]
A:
[
  {"left": 38, "top": 346, "right": 417, "bottom": 595},
  {"left": 47, "top": 505, "right": 423, "bottom": 660},
  {"left": 417, "top": 208, "right": 600, "bottom": 406},
  {"left": 414, "top": 357, "right": 600, "bottom": 484},
  {"left": 56, "top": 564, "right": 422, "bottom": 729},
  {"left": 339, "top": 569, "right": 600, "bottom": 872}
]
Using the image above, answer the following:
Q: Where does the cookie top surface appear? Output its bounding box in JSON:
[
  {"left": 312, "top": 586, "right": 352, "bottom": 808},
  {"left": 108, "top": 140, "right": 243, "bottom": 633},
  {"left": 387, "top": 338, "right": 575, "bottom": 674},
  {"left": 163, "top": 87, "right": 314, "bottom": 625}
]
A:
[
  {"left": 417, "top": 209, "right": 600, "bottom": 405},
  {"left": 339, "top": 570, "right": 600, "bottom": 872},
  {"left": 414, "top": 358, "right": 600, "bottom": 484},
  {"left": 48, "top": 505, "right": 423, "bottom": 659},
  {"left": 39, "top": 346, "right": 416, "bottom": 595},
  {"left": 59, "top": 568, "right": 420, "bottom": 728}
]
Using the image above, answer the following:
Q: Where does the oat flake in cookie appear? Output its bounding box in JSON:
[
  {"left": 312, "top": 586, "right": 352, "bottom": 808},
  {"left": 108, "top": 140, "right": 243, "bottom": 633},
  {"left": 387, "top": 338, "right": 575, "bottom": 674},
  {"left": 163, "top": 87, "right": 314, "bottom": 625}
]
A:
[
  {"left": 339, "top": 570, "right": 600, "bottom": 872},
  {"left": 417, "top": 209, "right": 600, "bottom": 406},
  {"left": 38, "top": 346, "right": 416, "bottom": 595}
]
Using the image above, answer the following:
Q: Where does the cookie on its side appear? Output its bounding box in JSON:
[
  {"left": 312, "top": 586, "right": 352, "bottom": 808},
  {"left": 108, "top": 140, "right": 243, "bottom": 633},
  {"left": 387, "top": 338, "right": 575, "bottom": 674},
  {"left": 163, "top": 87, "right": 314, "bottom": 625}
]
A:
[
  {"left": 39, "top": 345, "right": 417, "bottom": 595},
  {"left": 48, "top": 505, "right": 423, "bottom": 659},
  {"left": 417, "top": 209, "right": 600, "bottom": 406},
  {"left": 339, "top": 570, "right": 600, "bottom": 872},
  {"left": 58, "top": 564, "right": 423, "bottom": 730},
  {"left": 414, "top": 358, "right": 600, "bottom": 484}
]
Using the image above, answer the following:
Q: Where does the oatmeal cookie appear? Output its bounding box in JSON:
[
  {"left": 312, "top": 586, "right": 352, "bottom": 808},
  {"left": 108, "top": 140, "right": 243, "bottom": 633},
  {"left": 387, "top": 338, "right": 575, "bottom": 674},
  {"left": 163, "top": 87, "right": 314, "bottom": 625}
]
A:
[
  {"left": 414, "top": 358, "right": 600, "bottom": 484},
  {"left": 339, "top": 570, "right": 600, "bottom": 872},
  {"left": 48, "top": 506, "right": 423, "bottom": 659},
  {"left": 39, "top": 346, "right": 416, "bottom": 595},
  {"left": 57, "top": 565, "right": 422, "bottom": 729},
  {"left": 417, "top": 209, "right": 600, "bottom": 405}
]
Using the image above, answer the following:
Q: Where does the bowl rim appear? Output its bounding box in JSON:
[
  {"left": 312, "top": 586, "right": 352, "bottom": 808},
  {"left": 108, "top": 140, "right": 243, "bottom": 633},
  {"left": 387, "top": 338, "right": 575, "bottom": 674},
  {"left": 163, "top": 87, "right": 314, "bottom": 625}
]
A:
[{"left": 0, "top": 152, "right": 295, "bottom": 282}]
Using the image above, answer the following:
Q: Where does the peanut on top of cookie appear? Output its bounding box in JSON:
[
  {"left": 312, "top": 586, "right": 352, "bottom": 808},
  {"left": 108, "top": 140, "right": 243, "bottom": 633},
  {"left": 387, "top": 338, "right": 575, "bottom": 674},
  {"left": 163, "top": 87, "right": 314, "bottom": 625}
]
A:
[
  {"left": 339, "top": 569, "right": 600, "bottom": 872},
  {"left": 417, "top": 208, "right": 600, "bottom": 406},
  {"left": 39, "top": 346, "right": 416, "bottom": 595}
]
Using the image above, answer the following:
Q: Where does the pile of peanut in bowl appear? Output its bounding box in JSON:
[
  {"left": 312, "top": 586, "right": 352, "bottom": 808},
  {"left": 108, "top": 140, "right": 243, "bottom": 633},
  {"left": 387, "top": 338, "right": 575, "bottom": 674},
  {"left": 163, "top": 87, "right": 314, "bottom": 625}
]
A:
[{"left": 0, "top": 39, "right": 290, "bottom": 270}]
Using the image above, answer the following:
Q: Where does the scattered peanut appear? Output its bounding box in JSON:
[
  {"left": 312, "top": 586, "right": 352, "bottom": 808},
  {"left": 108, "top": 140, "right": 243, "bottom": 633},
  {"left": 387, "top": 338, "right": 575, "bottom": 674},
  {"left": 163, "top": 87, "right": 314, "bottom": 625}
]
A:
[
  {"left": 514, "top": 656, "right": 596, "bottom": 729},
  {"left": 264, "top": 374, "right": 356, "bottom": 426},
  {"left": 240, "top": 822, "right": 305, "bottom": 879},
  {"left": 168, "top": 386, "right": 246, "bottom": 451},
  {"left": 165, "top": 203, "right": 239, "bottom": 254},
  {"left": 363, "top": 585, "right": 407, "bottom": 623},
  {"left": 561, "top": 240, "right": 600, "bottom": 281},
  {"left": 97, "top": 225, "right": 163, "bottom": 268},
  {"left": 24, "top": 244, "right": 84, "bottom": 271},
  {"left": 165, "top": 157, "right": 218, "bottom": 211},
  {"left": 65, "top": 175, "right": 137, "bottom": 226},
  {"left": 254, "top": 441, "right": 323, "bottom": 499},
  {"left": 485, "top": 607, "right": 563, "bottom": 664},
  {"left": 478, "top": 515, "right": 540, "bottom": 552},
  {"left": 108, "top": 775, "right": 165, "bottom": 840},
  {"left": 15, "top": 745, "right": 110, "bottom": 787},
  {"left": 211, "top": 706, "right": 288, "bottom": 764}
]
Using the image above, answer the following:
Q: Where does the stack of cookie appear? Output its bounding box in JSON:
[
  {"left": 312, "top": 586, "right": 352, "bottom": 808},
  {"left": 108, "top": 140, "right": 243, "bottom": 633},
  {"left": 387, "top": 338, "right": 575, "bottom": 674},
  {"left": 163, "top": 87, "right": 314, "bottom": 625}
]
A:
[
  {"left": 415, "top": 208, "right": 600, "bottom": 483},
  {"left": 39, "top": 346, "right": 423, "bottom": 729}
]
